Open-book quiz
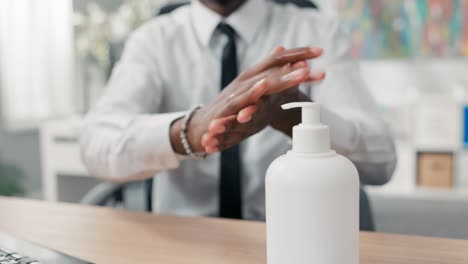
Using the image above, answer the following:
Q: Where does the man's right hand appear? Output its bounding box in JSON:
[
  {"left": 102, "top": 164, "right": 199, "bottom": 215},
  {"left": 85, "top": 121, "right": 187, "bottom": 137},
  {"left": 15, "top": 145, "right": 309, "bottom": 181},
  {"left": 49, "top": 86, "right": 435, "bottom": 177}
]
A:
[{"left": 170, "top": 46, "right": 324, "bottom": 155}]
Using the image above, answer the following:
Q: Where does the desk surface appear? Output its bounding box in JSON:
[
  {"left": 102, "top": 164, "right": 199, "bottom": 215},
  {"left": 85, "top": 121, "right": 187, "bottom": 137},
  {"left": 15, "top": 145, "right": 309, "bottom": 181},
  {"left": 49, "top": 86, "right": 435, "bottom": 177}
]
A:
[{"left": 1, "top": 198, "right": 468, "bottom": 264}]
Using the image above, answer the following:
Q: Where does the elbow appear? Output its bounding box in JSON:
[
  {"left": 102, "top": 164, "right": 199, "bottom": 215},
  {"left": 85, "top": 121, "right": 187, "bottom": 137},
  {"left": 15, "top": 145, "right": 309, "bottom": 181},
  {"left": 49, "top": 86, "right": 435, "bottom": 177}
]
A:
[
  {"left": 80, "top": 128, "right": 158, "bottom": 183},
  {"left": 79, "top": 129, "right": 127, "bottom": 182},
  {"left": 373, "top": 155, "right": 397, "bottom": 185},
  {"left": 80, "top": 151, "right": 128, "bottom": 183},
  {"left": 377, "top": 132, "right": 397, "bottom": 185},
  {"left": 356, "top": 157, "right": 396, "bottom": 186},
  {"left": 384, "top": 150, "right": 397, "bottom": 184},
  {"left": 356, "top": 133, "right": 397, "bottom": 186}
]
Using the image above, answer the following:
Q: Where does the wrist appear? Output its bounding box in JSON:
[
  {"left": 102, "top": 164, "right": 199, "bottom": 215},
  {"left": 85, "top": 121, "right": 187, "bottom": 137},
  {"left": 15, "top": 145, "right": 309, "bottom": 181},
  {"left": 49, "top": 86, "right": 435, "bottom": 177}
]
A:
[
  {"left": 170, "top": 109, "right": 206, "bottom": 155},
  {"left": 170, "top": 117, "right": 186, "bottom": 155},
  {"left": 186, "top": 110, "right": 205, "bottom": 153}
]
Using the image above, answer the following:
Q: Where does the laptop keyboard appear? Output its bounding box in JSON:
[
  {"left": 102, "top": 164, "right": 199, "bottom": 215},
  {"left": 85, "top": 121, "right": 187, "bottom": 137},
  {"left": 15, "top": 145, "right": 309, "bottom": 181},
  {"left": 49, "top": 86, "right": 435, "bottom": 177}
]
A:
[{"left": 0, "top": 248, "right": 40, "bottom": 264}]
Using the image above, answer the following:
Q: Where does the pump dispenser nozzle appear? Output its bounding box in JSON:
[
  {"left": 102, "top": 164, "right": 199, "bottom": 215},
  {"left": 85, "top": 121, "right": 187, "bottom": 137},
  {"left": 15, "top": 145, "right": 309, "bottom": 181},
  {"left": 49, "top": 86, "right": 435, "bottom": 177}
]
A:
[
  {"left": 282, "top": 102, "right": 331, "bottom": 154},
  {"left": 282, "top": 102, "right": 321, "bottom": 125}
]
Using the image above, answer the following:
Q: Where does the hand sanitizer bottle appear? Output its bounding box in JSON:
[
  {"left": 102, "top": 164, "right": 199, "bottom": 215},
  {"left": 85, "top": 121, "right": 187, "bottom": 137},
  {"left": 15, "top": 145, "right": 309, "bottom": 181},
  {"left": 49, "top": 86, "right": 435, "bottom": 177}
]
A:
[{"left": 266, "top": 102, "right": 359, "bottom": 264}]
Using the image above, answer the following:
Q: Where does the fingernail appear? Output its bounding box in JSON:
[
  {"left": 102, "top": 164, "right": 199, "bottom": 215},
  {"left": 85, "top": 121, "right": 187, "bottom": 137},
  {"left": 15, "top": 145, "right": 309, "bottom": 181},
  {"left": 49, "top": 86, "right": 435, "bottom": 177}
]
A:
[
  {"left": 251, "top": 79, "right": 267, "bottom": 98},
  {"left": 309, "top": 70, "right": 326, "bottom": 80},
  {"left": 296, "top": 61, "right": 308, "bottom": 68},
  {"left": 217, "top": 125, "right": 226, "bottom": 133},
  {"left": 270, "top": 46, "right": 282, "bottom": 55},
  {"left": 310, "top": 47, "right": 323, "bottom": 54},
  {"left": 281, "top": 68, "right": 307, "bottom": 82},
  {"left": 253, "top": 79, "right": 266, "bottom": 90}
]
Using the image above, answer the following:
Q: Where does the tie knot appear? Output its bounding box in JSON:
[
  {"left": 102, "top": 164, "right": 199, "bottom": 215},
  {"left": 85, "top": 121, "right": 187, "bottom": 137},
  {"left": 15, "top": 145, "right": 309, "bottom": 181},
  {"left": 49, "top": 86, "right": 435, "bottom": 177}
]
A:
[{"left": 217, "top": 22, "right": 236, "bottom": 39}]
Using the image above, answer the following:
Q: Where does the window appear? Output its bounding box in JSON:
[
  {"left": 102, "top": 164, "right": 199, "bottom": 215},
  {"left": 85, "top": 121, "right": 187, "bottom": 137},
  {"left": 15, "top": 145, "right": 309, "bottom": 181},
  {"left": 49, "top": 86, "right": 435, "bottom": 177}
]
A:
[{"left": 0, "top": 0, "right": 76, "bottom": 130}]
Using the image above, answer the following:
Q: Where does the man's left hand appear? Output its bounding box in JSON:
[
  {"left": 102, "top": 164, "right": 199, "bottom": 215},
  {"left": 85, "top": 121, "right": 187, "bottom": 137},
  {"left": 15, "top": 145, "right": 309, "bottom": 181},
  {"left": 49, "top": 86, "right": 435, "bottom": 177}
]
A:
[{"left": 201, "top": 47, "right": 325, "bottom": 154}]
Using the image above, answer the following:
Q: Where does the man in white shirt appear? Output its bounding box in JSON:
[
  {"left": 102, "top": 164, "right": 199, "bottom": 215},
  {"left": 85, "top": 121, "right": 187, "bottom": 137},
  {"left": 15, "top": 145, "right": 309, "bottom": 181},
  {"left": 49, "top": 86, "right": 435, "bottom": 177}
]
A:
[{"left": 80, "top": 0, "right": 396, "bottom": 221}]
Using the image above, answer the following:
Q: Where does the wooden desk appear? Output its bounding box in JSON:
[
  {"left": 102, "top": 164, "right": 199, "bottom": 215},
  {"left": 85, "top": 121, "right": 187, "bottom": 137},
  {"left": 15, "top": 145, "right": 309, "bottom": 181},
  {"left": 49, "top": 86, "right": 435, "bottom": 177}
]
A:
[{"left": 1, "top": 198, "right": 468, "bottom": 263}]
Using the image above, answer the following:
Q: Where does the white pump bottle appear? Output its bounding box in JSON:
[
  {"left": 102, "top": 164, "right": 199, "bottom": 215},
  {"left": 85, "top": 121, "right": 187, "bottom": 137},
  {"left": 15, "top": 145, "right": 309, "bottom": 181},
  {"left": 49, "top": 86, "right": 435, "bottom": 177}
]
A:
[{"left": 265, "top": 102, "right": 359, "bottom": 264}]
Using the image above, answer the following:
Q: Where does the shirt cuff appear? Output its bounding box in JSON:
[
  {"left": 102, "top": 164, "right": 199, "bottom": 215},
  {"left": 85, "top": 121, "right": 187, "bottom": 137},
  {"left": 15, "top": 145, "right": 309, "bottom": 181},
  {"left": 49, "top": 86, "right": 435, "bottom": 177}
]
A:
[
  {"left": 125, "top": 111, "right": 186, "bottom": 171},
  {"left": 320, "top": 106, "right": 359, "bottom": 154}
]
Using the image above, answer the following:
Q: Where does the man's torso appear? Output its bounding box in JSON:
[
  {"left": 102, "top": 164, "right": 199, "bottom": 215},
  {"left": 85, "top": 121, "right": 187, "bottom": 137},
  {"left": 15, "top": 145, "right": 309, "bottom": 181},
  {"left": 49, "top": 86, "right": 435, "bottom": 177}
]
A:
[{"left": 130, "top": 0, "right": 325, "bottom": 219}]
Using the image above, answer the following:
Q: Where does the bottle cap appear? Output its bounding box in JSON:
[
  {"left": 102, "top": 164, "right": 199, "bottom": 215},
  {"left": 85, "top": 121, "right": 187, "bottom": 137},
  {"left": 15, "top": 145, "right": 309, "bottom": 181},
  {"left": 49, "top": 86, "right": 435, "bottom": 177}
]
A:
[{"left": 282, "top": 102, "right": 330, "bottom": 153}]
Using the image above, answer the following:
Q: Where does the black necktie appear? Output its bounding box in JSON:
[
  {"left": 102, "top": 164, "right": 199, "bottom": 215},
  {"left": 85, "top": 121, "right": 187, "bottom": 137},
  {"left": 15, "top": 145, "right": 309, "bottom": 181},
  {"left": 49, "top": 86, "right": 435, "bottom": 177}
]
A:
[{"left": 217, "top": 23, "right": 242, "bottom": 219}]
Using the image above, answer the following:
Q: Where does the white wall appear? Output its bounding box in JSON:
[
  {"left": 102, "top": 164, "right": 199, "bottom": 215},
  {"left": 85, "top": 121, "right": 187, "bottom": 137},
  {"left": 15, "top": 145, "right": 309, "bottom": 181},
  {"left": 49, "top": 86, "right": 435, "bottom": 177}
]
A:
[{"left": 359, "top": 59, "right": 468, "bottom": 239}]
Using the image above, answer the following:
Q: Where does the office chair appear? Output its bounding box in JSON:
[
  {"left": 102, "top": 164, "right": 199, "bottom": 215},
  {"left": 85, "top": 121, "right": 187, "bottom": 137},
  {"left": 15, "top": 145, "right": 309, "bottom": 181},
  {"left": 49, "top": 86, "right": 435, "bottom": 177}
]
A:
[{"left": 81, "top": 0, "right": 376, "bottom": 231}]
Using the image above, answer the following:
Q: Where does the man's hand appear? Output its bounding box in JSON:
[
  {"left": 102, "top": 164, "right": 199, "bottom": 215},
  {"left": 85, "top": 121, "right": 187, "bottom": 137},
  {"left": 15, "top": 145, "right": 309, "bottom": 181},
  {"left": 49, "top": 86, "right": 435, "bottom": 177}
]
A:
[
  {"left": 200, "top": 47, "right": 325, "bottom": 154},
  {"left": 200, "top": 89, "right": 313, "bottom": 154},
  {"left": 170, "top": 46, "right": 324, "bottom": 155}
]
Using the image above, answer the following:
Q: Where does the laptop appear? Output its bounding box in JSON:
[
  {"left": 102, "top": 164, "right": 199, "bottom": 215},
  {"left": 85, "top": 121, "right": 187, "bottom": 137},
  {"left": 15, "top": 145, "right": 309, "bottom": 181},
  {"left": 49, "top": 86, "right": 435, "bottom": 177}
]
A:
[{"left": 0, "top": 233, "right": 92, "bottom": 264}]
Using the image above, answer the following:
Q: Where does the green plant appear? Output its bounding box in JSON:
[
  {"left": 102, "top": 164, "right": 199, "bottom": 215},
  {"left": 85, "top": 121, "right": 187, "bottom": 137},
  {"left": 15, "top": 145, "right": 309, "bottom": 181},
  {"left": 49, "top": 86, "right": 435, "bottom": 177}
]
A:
[
  {"left": 74, "top": 0, "right": 163, "bottom": 74},
  {"left": 0, "top": 161, "right": 24, "bottom": 196}
]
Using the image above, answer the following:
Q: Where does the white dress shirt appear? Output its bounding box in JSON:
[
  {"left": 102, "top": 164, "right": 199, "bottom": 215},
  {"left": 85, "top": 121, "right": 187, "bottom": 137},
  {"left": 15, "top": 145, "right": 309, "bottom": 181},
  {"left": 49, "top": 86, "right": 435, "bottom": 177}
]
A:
[{"left": 80, "top": 0, "right": 396, "bottom": 220}]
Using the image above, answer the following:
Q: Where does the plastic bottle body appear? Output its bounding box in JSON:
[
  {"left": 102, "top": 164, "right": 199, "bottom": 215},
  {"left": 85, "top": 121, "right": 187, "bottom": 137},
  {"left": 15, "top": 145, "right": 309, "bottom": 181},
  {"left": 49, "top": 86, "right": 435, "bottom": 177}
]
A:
[{"left": 265, "top": 151, "right": 360, "bottom": 264}]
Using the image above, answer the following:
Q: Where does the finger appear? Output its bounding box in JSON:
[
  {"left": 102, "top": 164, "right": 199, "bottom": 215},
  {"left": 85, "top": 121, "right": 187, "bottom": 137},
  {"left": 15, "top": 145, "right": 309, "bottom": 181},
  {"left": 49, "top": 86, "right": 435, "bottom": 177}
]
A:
[
  {"left": 240, "top": 47, "right": 322, "bottom": 79},
  {"left": 241, "top": 47, "right": 290, "bottom": 87},
  {"left": 250, "top": 47, "right": 323, "bottom": 76},
  {"left": 247, "top": 57, "right": 309, "bottom": 91},
  {"left": 205, "top": 146, "right": 219, "bottom": 154},
  {"left": 234, "top": 58, "right": 307, "bottom": 98},
  {"left": 291, "top": 60, "right": 308, "bottom": 70},
  {"left": 270, "top": 46, "right": 286, "bottom": 55},
  {"left": 201, "top": 133, "right": 218, "bottom": 148},
  {"left": 216, "top": 131, "right": 250, "bottom": 150},
  {"left": 236, "top": 78, "right": 268, "bottom": 107},
  {"left": 239, "top": 59, "right": 307, "bottom": 96},
  {"left": 221, "top": 77, "right": 267, "bottom": 110},
  {"left": 237, "top": 104, "right": 258, "bottom": 123},
  {"left": 305, "top": 69, "right": 326, "bottom": 83},
  {"left": 237, "top": 63, "right": 294, "bottom": 104},
  {"left": 208, "top": 120, "right": 226, "bottom": 134},
  {"left": 219, "top": 65, "right": 311, "bottom": 119},
  {"left": 263, "top": 67, "right": 310, "bottom": 95},
  {"left": 228, "top": 68, "right": 306, "bottom": 114},
  {"left": 209, "top": 115, "right": 238, "bottom": 135},
  {"left": 279, "top": 62, "right": 294, "bottom": 76}
]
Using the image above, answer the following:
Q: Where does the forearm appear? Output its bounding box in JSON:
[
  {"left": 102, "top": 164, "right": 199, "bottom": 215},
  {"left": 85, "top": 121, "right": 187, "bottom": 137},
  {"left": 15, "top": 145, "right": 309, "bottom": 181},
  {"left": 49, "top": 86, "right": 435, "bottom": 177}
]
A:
[
  {"left": 272, "top": 91, "right": 397, "bottom": 185},
  {"left": 321, "top": 108, "right": 397, "bottom": 185},
  {"left": 80, "top": 112, "right": 184, "bottom": 182},
  {"left": 346, "top": 120, "right": 397, "bottom": 186}
]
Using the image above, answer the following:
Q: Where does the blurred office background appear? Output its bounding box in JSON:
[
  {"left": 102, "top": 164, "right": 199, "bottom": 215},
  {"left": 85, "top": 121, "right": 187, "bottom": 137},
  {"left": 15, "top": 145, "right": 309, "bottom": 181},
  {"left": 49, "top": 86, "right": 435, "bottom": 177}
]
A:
[{"left": 1, "top": 0, "right": 468, "bottom": 239}]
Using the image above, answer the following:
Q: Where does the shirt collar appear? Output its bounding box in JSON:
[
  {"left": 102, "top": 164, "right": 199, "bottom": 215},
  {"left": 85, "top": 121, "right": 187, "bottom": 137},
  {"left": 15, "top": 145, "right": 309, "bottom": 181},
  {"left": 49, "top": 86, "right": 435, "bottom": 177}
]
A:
[{"left": 191, "top": 0, "right": 269, "bottom": 47}]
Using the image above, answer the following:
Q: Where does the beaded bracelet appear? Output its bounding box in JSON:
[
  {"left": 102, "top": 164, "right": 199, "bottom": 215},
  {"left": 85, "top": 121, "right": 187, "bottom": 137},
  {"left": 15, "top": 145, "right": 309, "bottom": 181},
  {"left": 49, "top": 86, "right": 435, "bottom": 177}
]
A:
[{"left": 180, "top": 105, "right": 207, "bottom": 160}]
